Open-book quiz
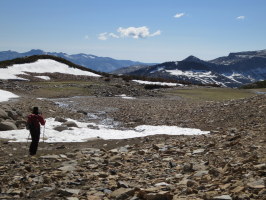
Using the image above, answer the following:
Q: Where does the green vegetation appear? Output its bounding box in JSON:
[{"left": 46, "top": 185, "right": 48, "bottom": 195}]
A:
[
  {"left": 240, "top": 80, "right": 266, "bottom": 89},
  {"left": 25, "top": 80, "right": 97, "bottom": 98},
  {"left": 165, "top": 87, "right": 255, "bottom": 102},
  {"left": 34, "top": 87, "right": 92, "bottom": 98}
]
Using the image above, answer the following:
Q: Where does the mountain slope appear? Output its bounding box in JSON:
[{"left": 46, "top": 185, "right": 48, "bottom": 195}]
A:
[
  {"left": 119, "top": 50, "right": 266, "bottom": 87},
  {"left": 0, "top": 49, "right": 152, "bottom": 72},
  {"left": 0, "top": 55, "right": 102, "bottom": 80}
]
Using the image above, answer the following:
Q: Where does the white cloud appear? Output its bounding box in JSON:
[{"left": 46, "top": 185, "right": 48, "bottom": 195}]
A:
[
  {"left": 117, "top": 26, "right": 161, "bottom": 39},
  {"left": 174, "top": 13, "right": 185, "bottom": 18},
  {"left": 109, "top": 33, "right": 119, "bottom": 38},
  {"left": 98, "top": 32, "right": 119, "bottom": 40},
  {"left": 98, "top": 26, "right": 161, "bottom": 40},
  {"left": 98, "top": 32, "right": 108, "bottom": 40},
  {"left": 236, "top": 16, "right": 245, "bottom": 20},
  {"left": 150, "top": 30, "right": 161, "bottom": 37},
  {"left": 84, "top": 35, "right": 89, "bottom": 40}
]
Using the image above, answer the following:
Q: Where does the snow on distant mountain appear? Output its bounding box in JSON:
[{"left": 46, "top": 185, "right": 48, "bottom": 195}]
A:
[
  {"left": 209, "top": 50, "right": 266, "bottom": 65},
  {"left": 118, "top": 50, "right": 266, "bottom": 87},
  {"left": 0, "top": 49, "right": 152, "bottom": 72},
  {"left": 0, "top": 59, "right": 100, "bottom": 81}
]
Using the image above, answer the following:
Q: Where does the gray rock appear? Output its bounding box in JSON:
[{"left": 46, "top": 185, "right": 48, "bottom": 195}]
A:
[
  {"left": 0, "top": 121, "right": 17, "bottom": 131},
  {"left": 7, "top": 110, "right": 19, "bottom": 120},
  {"left": 0, "top": 108, "right": 8, "bottom": 119},
  {"left": 118, "top": 181, "right": 130, "bottom": 188},
  {"left": 58, "top": 188, "right": 80, "bottom": 196},
  {"left": 110, "top": 188, "right": 135, "bottom": 200},
  {"left": 254, "top": 163, "right": 266, "bottom": 170},
  {"left": 118, "top": 146, "right": 129, "bottom": 153},
  {"left": 15, "top": 120, "right": 27, "bottom": 128},
  {"left": 183, "top": 163, "right": 194, "bottom": 173},
  {"left": 192, "top": 149, "right": 205, "bottom": 154},
  {"left": 63, "top": 121, "right": 78, "bottom": 128},
  {"left": 140, "top": 191, "right": 173, "bottom": 200},
  {"left": 77, "top": 110, "right": 87, "bottom": 115},
  {"left": 186, "top": 180, "right": 198, "bottom": 188},
  {"left": 54, "top": 125, "right": 69, "bottom": 132},
  {"left": 59, "top": 160, "right": 78, "bottom": 172},
  {"left": 66, "top": 197, "right": 79, "bottom": 200},
  {"left": 41, "top": 155, "right": 60, "bottom": 159},
  {"left": 213, "top": 195, "right": 232, "bottom": 200},
  {"left": 193, "top": 170, "right": 209, "bottom": 177},
  {"left": 154, "top": 182, "right": 170, "bottom": 187},
  {"left": 55, "top": 117, "right": 67, "bottom": 123},
  {"left": 247, "top": 179, "right": 265, "bottom": 189},
  {"left": 209, "top": 168, "right": 220, "bottom": 177}
]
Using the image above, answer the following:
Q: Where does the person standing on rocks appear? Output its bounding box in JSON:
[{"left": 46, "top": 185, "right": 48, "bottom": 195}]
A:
[{"left": 27, "top": 107, "right": 46, "bottom": 156}]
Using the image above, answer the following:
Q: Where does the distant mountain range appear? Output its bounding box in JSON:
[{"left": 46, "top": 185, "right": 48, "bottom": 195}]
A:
[
  {"left": 113, "top": 50, "right": 266, "bottom": 87},
  {"left": 0, "top": 49, "right": 153, "bottom": 72}
]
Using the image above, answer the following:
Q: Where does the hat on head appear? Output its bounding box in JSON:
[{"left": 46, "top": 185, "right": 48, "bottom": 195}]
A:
[{"left": 32, "top": 107, "right": 39, "bottom": 115}]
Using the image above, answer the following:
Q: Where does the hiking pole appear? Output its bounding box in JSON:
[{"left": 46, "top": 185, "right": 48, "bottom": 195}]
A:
[
  {"left": 43, "top": 125, "right": 46, "bottom": 143},
  {"left": 26, "top": 132, "right": 30, "bottom": 154},
  {"left": 26, "top": 132, "right": 30, "bottom": 144}
]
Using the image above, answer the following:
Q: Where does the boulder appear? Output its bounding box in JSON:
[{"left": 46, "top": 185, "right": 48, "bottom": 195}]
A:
[
  {"left": 247, "top": 179, "right": 265, "bottom": 189},
  {"left": 193, "top": 170, "right": 209, "bottom": 177},
  {"left": 58, "top": 188, "right": 80, "bottom": 197},
  {"left": 7, "top": 110, "right": 19, "bottom": 120},
  {"left": 0, "top": 121, "right": 17, "bottom": 131},
  {"left": 77, "top": 110, "right": 87, "bottom": 115},
  {"left": 110, "top": 188, "right": 135, "bottom": 200},
  {"left": 15, "top": 120, "right": 27, "bottom": 129},
  {"left": 0, "top": 108, "right": 8, "bottom": 119},
  {"left": 182, "top": 163, "right": 194, "bottom": 173},
  {"left": 54, "top": 125, "right": 69, "bottom": 132},
  {"left": 63, "top": 121, "right": 78, "bottom": 128},
  {"left": 139, "top": 191, "right": 173, "bottom": 200},
  {"left": 55, "top": 117, "right": 67, "bottom": 123}
]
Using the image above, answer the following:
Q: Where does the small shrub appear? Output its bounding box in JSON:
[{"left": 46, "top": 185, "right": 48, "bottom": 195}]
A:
[{"left": 144, "top": 84, "right": 170, "bottom": 90}]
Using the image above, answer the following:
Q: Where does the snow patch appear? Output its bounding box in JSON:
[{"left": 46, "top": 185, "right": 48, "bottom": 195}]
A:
[
  {"left": 133, "top": 80, "right": 183, "bottom": 86},
  {"left": 35, "top": 76, "right": 51, "bottom": 80},
  {"left": 0, "top": 118, "right": 210, "bottom": 142},
  {"left": 116, "top": 94, "right": 136, "bottom": 99},
  {"left": 223, "top": 72, "right": 244, "bottom": 84},
  {"left": 0, "top": 89, "right": 19, "bottom": 102},
  {"left": 150, "top": 67, "right": 165, "bottom": 74},
  {"left": 0, "top": 59, "right": 101, "bottom": 80},
  {"left": 166, "top": 69, "right": 216, "bottom": 78}
]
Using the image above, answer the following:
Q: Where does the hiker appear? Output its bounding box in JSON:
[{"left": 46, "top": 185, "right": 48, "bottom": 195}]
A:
[{"left": 27, "top": 107, "right": 46, "bottom": 155}]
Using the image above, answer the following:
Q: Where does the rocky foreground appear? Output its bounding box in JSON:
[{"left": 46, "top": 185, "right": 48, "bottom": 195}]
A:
[{"left": 0, "top": 82, "right": 265, "bottom": 199}]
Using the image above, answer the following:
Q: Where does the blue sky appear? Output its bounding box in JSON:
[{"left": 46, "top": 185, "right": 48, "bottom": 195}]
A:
[{"left": 0, "top": 0, "right": 265, "bottom": 63}]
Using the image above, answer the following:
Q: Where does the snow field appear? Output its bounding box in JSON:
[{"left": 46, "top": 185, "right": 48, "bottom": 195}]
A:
[
  {"left": 0, "top": 89, "right": 19, "bottom": 102},
  {"left": 133, "top": 80, "right": 183, "bottom": 86},
  {"left": 0, "top": 118, "right": 210, "bottom": 143},
  {"left": 0, "top": 59, "right": 101, "bottom": 80}
]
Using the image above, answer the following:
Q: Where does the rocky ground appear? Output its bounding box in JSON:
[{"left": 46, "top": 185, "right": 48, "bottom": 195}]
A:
[{"left": 0, "top": 77, "right": 265, "bottom": 199}]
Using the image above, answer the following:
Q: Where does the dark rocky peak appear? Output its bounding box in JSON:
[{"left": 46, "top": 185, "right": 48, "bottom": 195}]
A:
[{"left": 182, "top": 55, "right": 204, "bottom": 63}]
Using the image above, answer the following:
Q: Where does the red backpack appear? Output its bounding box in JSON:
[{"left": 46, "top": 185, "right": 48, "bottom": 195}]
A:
[{"left": 26, "top": 114, "right": 39, "bottom": 130}]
